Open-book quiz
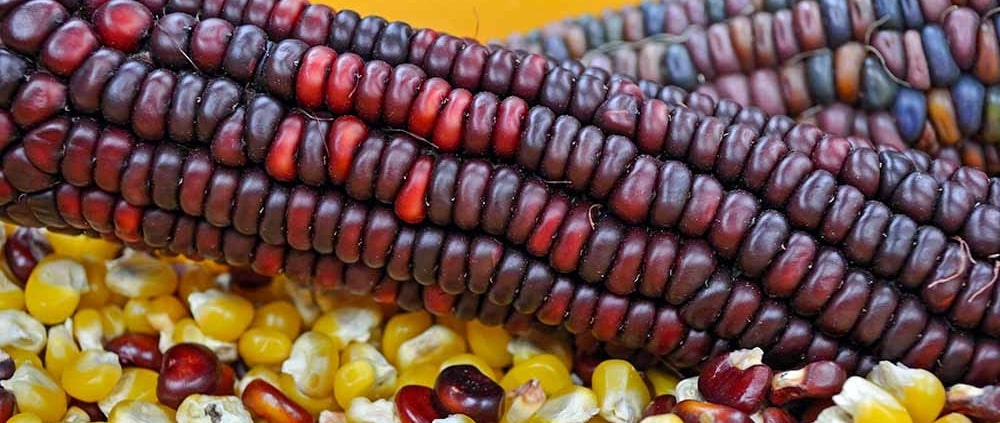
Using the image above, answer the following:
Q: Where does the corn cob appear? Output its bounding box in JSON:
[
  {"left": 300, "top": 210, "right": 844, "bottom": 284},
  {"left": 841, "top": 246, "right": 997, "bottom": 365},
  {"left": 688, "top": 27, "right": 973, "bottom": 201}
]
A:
[{"left": 0, "top": 0, "right": 999, "bottom": 391}]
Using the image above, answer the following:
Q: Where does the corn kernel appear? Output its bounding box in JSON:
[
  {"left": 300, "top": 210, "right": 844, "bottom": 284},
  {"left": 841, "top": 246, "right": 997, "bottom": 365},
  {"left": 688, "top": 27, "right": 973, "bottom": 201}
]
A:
[
  {"left": 334, "top": 360, "right": 376, "bottom": 409},
  {"left": 276, "top": 373, "right": 337, "bottom": 416},
  {"left": 345, "top": 397, "right": 399, "bottom": 423},
  {"left": 833, "top": 377, "right": 913, "bottom": 423},
  {"left": 251, "top": 301, "right": 302, "bottom": 335},
  {"left": 933, "top": 413, "right": 973, "bottom": 423},
  {"left": 673, "top": 377, "right": 702, "bottom": 402},
  {"left": 7, "top": 413, "right": 43, "bottom": 423},
  {"left": 107, "top": 400, "right": 174, "bottom": 423},
  {"left": 123, "top": 299, "right": 155, "bottom": 334},
  {"left": 319, "top": 411, "right": 348, "bottom": 423},
  {"left": 867, "top": 361, "right": 945, "bottom": 423},
  {"left": 397, "top": 325, "right": 466, "bottom": 371},
  {"left": 814, "top": 405, "right": 851, "bottom": 423},
  {"left": 502, "top": 380, "right": 546, "bottom": 423},
  {"left": 395, "top": 362, "right": 438, "bottom": 391},
  {"left": 44, "top": 322, "right": 80, "bottom": 380},
  {"left": 24, "top": 256, "right": 88, "bottom": 325},
  {"left": 97, "top": 305, "right": 126, "bottom": 341},
  {"left": 72, "top": 309, "right": 104, "bottom": 351},
  {"left": 60, "top": 406, "right": 92, "bottom": 423},
  {"left": 284, "top": 280, "right": 320, "bottom": 327},
  {"left": 46, "top": 233, "right": 120, "bottom": 262},
  {"left": 0, "top": 272, "right": 25, "bottom": 311},
  {"left": 163, "top": 318, "right": 238, "bottom": 362},
  {"left": 236, "top": 366, "right": 280, "bottom": 397},
  {"left": 4, "top": 347, "right": 42, "bottom": 369},
  {"left": 148, "top": 295, "right": 188, "bottom": 328},
  {"left": 61, "top": 350, "right": 123, "bottom": 402},
  {"left": 466, "top": 320, "right": 513, "bottom": 368},
  {"left": 507, "top": 336, "right": 573, "bottom": 371},
  {"left": 281, "top": 331, "right": 340, "bottom": 398},
  {"left": 188, "top": 289, "right": 254, "bottom": 342},
  {"left": 501, "top": 354, "right": 572, "bottom": 396},
  {"left": 341, "top": 342, "right": 397, "bottom": 398},
  {"left": 0, "top": 361, "right": 68, "bottom": 422},
  {"left": 105, "top": 253, "right": 178, "bottom": 298},
  {"left": 525, "top": 386, "right": 599, "bottom": 423},
  {"left": 312, "top": 306, "right": 383, "bottom": 347},
  {"left": 382, "top": 311, "right": 432, "bottom": 366},
  {"left": 440, "top": 354, "right": 497, "bottom": 381},
  {"left": 592, "top": 360, "right": 651, "bottom": 423},
  {"left": 176, "top": 395, "right": 253, "bottom": 423},
  {"left": 177, "top": 265, "right": 215, "bottom": 301},
  {"left": 0, "top": 310, "right": 46, "bottom": 354},
  {"left": 237, "top": 327, "right": 292, "bottom": 366},
  {"left": 646, "top": 368, "right": 681, "bottom": 397},
  {"left": 78, "top": 261, "right": 112, "bottom": 310},
  {"left": 638, "top": 415, "right": 683, "bottom": 423},
  {"left": 97, "top": 367, "right": 159, "bottom": 416}
]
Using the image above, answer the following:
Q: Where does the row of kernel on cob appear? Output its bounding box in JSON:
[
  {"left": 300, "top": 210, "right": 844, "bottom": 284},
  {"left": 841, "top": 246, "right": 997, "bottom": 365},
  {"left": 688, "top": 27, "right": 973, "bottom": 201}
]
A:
[{"left": 0, "top": 226, "right": 996, "bottom": 422}]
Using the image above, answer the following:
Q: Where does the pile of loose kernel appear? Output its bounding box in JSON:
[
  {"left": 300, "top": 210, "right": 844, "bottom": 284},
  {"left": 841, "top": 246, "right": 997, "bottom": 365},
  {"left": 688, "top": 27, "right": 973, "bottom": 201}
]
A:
[{"left": 0, "top": 224, "right": 996, "bottom": 423}]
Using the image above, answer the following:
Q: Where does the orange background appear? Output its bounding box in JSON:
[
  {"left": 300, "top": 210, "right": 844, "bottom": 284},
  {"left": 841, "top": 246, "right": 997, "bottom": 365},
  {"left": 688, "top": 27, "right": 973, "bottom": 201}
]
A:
[{"left": 316, "top": 0, "right": 641, "bottom": 41}]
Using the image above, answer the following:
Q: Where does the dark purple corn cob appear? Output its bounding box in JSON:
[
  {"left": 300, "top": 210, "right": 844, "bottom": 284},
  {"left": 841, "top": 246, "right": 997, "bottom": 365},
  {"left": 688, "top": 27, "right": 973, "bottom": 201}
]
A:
[{"left": 0, "top": 0, "right": 999, "bottom": 389}]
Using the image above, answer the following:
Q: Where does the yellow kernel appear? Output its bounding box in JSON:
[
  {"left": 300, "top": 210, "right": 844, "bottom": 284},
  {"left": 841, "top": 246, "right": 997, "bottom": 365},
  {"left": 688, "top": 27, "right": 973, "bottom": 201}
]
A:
[
  {"left": 238, "top": 327, "right": 292, "bottom": 366},
  {"left": 340, "top": 342, "right": 397, "bottom": 398},
  {"left": 334, "top": 360, "right": 376, "bottom": 409},
  {"left": 60, "top": 406, "right": 92, "bottom": 423},
  {"left": 312, "top": 306, "right": 383, "bottom": 347},
  {"left": 177, "top": 394, "right": 253, "bottom": 422},
  {"left": 934, "top": 413, "right": 973, "bottom": 423},
  {"left": 833, "top": 377, "right": 913, "bottom": 423},
  {"left": 105, "top": 253, "right": 178, "bottom": 298},
  {"left": 0, "top": 310, "right": 46, "bottom": 354},
  {"left": 46, "top": 232, "right": 120, "bottom": 262},
  {"left": 382, "top": 311, "right": 432, "bottom": 366},
  {"left": 107, "top": 400, "right": 174, "bottom": 423},
  {"left": 277, "top": 373, "right": 336, "bottom": 416},
  {"left": 435, "top": 415, "right": 476, "bottom": 423},
  {"left": 44, "top": 323, "right": 80, "bottom": 381},
  {"left": 251, "top": 301, "right": 302, "bottom": 335},
  {"left": 4, "top": 347, "right": 42, "bottom": 369},
  {"left": 188, "top": 289, "right": 254, "bottom": 342},
  {"left": 440, "top": 354, "right": 498, "bottom": 381},
  {"left": 466, "top": 320, "right": 513, "bottom": 368},
  {"left": 72, "top": 308, "right": 104, "bottom": 351},
  {"left": 501, "top": 354, "right": 572, "bottom": 396},
  {"left": 502, "top": 379, "right": 546, "bottom": 423},
  {"left": 177, "top": 265, "right": 215, "bottom": 301},
  {"left": 281, "top": 331, "right": 340, "bottom": 398},
  {"left": 148, "top": 295, "right": 188, "bottom": 324},
  {"left": 638, "top": 415, "right": 683, "bottom": 423},
  {"left": 395, "top": 362, "right": 438, "bottom": 391},
  {"left": 507, "top": 336, "right": 573, "bottom": 371},
  {"left": 591, "top": 360, "right": 651, "bottom": 423},
  {"left": 0, "top": 272, "right": 25, "bottom": 311},
  {"left": 24, "top": 255, "right": 88, "bottom": 325},
  {"left": 98, "top": 367, "right": 159, "bottom": 417},
  {"left": 61, "top": 350, "right": 123, "bottom": 403},
  {"left": 6, "top": 413, "right": 43, "bottom": 423},
  {"left": 0, "top": 361, "right": 68, "bottom": 422},
  {"left": 646, "top": 368, "right": 681, "bottom": 397},
  {"left": 123, "top": 299, "right": 155, "bottom": 334},
  {"left": 98, "top": 305, "right": 126, "bottom": 342},
  {"left": 396, "top": 325, "right": 466, "bottom": 371},
  {"left": 867, "top": 362, "right": 945, "bottom": 423},
  {"left": 525, "top": 386, "right": 599, "bottom": 423},
  {"left": 77, "top": 261, "right": 111, "bottom": 311}
]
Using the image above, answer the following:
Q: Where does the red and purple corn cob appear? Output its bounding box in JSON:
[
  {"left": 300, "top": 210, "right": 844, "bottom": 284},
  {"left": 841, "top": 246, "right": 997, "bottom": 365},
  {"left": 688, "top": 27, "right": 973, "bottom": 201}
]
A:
[{"left": 0, "top": 0, "right": 998, "bottom": 388}]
